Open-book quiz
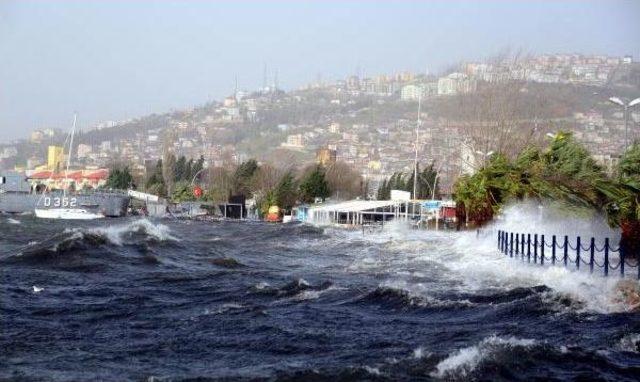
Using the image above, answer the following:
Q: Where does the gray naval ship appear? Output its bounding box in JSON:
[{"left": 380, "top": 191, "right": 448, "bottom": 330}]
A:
[{"left": 0, "top": 172, "right": 130, "bottom": 217}]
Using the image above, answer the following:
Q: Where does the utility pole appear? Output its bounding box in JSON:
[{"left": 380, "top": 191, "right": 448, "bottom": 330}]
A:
[
  {"left": 413, "top": 94, "right": 421, "bottom": 200},
  {"left": 609, "top": 96, "right": 640, "bottom": 150}
]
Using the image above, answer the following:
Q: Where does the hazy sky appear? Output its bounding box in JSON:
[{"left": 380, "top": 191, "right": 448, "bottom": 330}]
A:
[{"left": 1, "top": 0, "right": 639, "bottom": 142}]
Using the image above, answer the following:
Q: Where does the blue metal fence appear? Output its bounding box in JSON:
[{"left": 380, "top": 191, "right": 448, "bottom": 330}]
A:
[{"left": 497, "top": 230, "right": 639, "bottom": 279}]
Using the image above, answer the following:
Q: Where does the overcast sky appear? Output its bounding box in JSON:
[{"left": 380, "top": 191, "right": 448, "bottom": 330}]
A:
[{"left": 1, "top": 0, "right": 639, "bottom": 142}]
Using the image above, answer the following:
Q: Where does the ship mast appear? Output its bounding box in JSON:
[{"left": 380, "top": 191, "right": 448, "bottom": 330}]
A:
[{"left": 64, "top": 113, "right": 77, "bottom": 197}]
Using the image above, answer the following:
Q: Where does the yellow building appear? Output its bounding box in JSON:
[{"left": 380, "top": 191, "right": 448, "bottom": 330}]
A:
[
  {"left": 47, "top": 146, "right": 65, "bottom": 172},
  {"left": 368, "top": 159, "right": 382, "bottom": 171},
  {"left": 316, "top": 148, "right": 337, "bottom": 166}
]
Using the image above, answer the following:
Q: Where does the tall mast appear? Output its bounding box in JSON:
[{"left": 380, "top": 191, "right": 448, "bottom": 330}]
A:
[
  {"left": 64, "top": 113, "right": 77, "bottom": 196},
  {"left": 413, "top": 95, "right": 421, "bottom": 200}
]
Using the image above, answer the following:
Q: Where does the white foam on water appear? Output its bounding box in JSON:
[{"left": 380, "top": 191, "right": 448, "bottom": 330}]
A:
[
  {"left": 32, "top": 286, "right": 44, "bottom": 293},
  {"left": 7, "top": 218, "right": 20, "bottom": 225},
  {"left": 450, "top": 231, "right": 628, "bottom": 313},
  {"left": 618, "top": 333, "right": 640, "bottom": 353},
  {"left": 361, "top": 365, "right": 381, "bottom": 375},
  {"left": 413, "top": 346, "right": 431, "bottom": 359},
  {"left": 289, "top": 285, "right": 345, "bottom": 302},
  {"left": 431, "top": 335, "right": 536, "bottom": 379},
  {"left": 89, "top": 219, "right": 178, "bottom": 245},
  {"left": 343, "top": 202, "right": 634, "bottom": 314},
  {"left": 204, "top": 303, "right": 245, "bottom": 315},
  {"left": 254, "top": 281, "right": 270, "bottom": 290}
]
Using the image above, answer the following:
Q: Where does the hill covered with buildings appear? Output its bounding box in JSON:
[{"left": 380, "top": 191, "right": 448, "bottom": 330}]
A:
[{"left": 1, "top": 52, "right": 638, "bottom": 197}]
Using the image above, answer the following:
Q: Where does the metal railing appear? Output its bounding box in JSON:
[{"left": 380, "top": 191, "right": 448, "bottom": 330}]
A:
[{"left": 497, "top": 230, "right": 639, "bottom": 279}]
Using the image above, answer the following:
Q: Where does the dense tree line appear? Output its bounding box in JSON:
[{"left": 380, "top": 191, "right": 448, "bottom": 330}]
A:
[
  {"left": 143, "top": 154, "right": 205, "bottom": 200},
  {"left": 140, "top": 155, "right": 363, "bottom": 217}
]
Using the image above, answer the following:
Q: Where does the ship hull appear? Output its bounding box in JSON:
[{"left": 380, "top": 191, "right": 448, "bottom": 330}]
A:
[
  {"left": 35, "top": 208, "right": 105, "bottom": 220},
  {"left": 0, "top": 192, "right": 130, "bottom": 217}
]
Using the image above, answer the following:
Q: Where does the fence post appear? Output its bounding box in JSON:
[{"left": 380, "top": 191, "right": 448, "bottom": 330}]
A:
[
  {"left": 534, "top": 234, "right": 538, "bottom": 264},
  {"left": 527, "top": 234, "right": 531, "bottom": 263},
  {"left": 504, "top": 232, "right": 509, "bottom": 255},
  {"left": 503, "top": 232, "right": 507, "bottom": 255},
  {"left": 563, "top": 236, "right": 568, "bottom": 267},
  {"left": 509, "top": 233, "right": 513, "bottom": 258},
  {"left": 604, "top": 238, "right": 609, "bottom": 277},
  {"left": 521, "top": 233, "right": 525, "bottom": 261},
  {"left": 589, "top": 238, "right": 595, "bottom": 274},
  {"left": 515, "top": 233, "right": 519, "bottom": 255},
  {"left": 620, "top": 246, "right": 625, "bottom": 277},
  {"left": 576, "top": 236, "right": 581, "bottom": 270},
  {"left": 541, "top": 235, "right": 545, "bottom": 266},
  {"left": 552, "top": 235, "right": 556, "bottom": 265}
]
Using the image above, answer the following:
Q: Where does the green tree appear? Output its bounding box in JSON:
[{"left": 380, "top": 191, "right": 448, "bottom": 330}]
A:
[
  {"left": 275, "top": 172, "right": 298, "bottom": 211},
  {"left": 106, "top": 165, "right": 134, "bottom": 190},
  {"left": 299, "top": 165, "right": 330, "bottom": 202},
  {"left": 171, "top": 180, "right": 194, "bottom": 202},
  {"left": 192, "top": 155, "right": 205, "bottom": 183},
  {"left": 377, "top": 179, "right": 389, "bottom": 200},
  {"left": 145, "top": 159, "right": 167, "bottom": 197},
  {"left": 174, "top": 156, "right": 187, "bottom": 182},
  {"left": 607, "top": 143, "right": 640, "bottom": 256}
]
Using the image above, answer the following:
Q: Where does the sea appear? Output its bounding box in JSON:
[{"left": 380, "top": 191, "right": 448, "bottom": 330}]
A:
[{"left": 1, "top": 215, "right": 639, "bottom": 381}]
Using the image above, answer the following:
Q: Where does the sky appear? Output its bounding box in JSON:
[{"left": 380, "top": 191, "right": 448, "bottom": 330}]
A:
[{"left": 1, "top": 0, "right": 639, "bottom": 142}]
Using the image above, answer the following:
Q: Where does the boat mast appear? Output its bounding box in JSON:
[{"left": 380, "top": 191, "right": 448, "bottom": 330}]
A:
[
  {"left": 413, "top": 95, "right": 421, "bottom": 200},
  {"left": 64, "top": 113, "right": 77, "bottom": 197}
]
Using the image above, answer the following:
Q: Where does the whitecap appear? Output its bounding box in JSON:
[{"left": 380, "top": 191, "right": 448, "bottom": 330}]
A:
[
  {"left": 618, "top": 333, "right": 640, "bottom": 353},
  {"left": 431, "top": 335, "right": 536, "bottom": 378},
  {"left": 7, "top": 218, "right": 20, "bottom": 225},
  {"left": 88, "top": 219, "right": 178, "bottom": 245}
]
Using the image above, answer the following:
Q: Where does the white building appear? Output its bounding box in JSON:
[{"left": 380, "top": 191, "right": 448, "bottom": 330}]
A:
[
  {"left": 76, "top": 144, "right": 93, "bottom": 159},
  {"left": 437, "top": 73, "right": 477, "bottom": 96},
  {"left": 401, "top": 84, "right": 425, "bottom": 101}
]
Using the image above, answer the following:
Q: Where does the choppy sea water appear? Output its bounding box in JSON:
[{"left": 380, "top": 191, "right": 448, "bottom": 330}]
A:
[{"left": 1, "top": 216, "right": 639, "bottom": 381}]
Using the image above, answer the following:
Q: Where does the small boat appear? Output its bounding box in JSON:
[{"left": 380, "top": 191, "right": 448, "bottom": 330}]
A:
[
  {"left": 35, "top": 208, "right": 104, "bottom": 220},
  {"left": 35, "top": 114, "right": 105, "bottom": 220}
]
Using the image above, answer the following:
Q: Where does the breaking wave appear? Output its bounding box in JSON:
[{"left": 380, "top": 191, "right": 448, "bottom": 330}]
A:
[
  {"left": 431, "top": 335, "right": 537, "bottom": 379},
  {"left": 3, "top": 219, "right": 177, "bottom": 262}
]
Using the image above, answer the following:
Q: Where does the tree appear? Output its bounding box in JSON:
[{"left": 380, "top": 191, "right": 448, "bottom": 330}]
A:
[
  {"left": 377, "top": 179, "right": 388, "bottom": 200},
  {"left": 106, "top": 165, "right": 134, "bottom": 190},
  {"left": 162, "top": 130, "right": 177, "bottom": 194},
  {"left": 451, "top": 132, "right": 624, "bottom": 231},
  {"left": 192, "top": 155, "right": 205, "bottom": 183},
  {"left": 145, "top": 159, "right": 166, "bottom": 197},
  {"left": 174, "top": 156, "right": 187, "bottom": 182},
  {"left": 325, "top": 161, "right": 362, "bottom": 200},
  {"left": 171, "top": 180, "right": 194, "bottom": 202},
  {"left": 607, "top": 143, "right": 640, "bottom": 257},
  {"left": 162, "top": 152, "right": 176, "bottom": 195},
  {"left": 299, "top": 165, "right": 330, "bottom": 202},
  {"left": 275, "top": 172, "right": 298, "bottom": 211},
  {"left": 206, "top": 166, "right": 233, "bottom": 202},
  {"left": 233, "top": 159, "right": 259, "bottom": 197}
]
